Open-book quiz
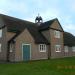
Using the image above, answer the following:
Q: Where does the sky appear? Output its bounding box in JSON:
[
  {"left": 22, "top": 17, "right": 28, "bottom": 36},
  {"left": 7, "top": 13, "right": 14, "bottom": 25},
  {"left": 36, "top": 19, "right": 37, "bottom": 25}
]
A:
[{"left": 0, "top": 0, "right": 75, "bottom": 35}]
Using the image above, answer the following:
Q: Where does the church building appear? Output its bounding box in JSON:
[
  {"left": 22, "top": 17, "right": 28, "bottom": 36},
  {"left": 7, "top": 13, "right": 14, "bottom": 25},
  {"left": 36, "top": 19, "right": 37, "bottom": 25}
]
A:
[{"left": 0, "top": 14, "right": 75, "bottom": 62}]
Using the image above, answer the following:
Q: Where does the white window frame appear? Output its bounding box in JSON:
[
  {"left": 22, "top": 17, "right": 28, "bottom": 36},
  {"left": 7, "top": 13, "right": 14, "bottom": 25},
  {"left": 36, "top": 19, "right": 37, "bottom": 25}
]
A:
[
  {"left": 54, "top": 30, "right": 60, "bottom": 38},
  {"left": 39, "top": 44, "right": 46, "bottom": 52},
  {"left": 55, "top": 45, "right": 61, "bottom": 52},
  {"left": 0, "top": 29, "right": 2, "bottom": 38},
  {"left": 10, "top": 43, "right": 13, "bottom": 52},
  {"left": 72, "top": 46, "right": 75, "bottom": 52},
  {"left": 0, "top": 44, "right": 1, "bottom": 52},
  {"left": 64, "top": 46, "right": 68, "bottom": 52}
]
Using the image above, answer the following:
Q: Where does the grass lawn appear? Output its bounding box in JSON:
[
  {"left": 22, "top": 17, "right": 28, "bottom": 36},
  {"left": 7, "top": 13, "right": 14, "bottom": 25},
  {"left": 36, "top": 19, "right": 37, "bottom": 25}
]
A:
[{"left": 0, "top": 57, "right": 75, "bottom": 75}]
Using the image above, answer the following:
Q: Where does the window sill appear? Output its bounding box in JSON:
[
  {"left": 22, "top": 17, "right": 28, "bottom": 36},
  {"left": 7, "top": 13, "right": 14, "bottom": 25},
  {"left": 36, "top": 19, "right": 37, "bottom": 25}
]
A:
[
  {"left": 40, "top": 51, "right": 46, "bottom": 52},
  {"left": 10, "top": 51, "right": 13, "bottom": 52},
  {"left": 72, "top": 51, "right": 75, "bottom": 52},
  {"left": 54, "top": 37, "right": 60, "bottom": 39},
  {"left": 65, "top": 52, "right": 68, "bottom": 53},
  {"left": 56, "top": 51, "right": 61, "bottom": 52}
]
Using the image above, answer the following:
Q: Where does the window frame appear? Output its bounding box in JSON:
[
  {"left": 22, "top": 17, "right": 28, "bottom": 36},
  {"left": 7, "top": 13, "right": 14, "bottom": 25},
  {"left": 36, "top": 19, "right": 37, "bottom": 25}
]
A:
[
  {"left": 0, "top": 44, "right": 1, "bottom": 52},
  {"left": 10, "top": 43, "right": 13, "bottom": 52},
  {"left": 64, "top": 46, "right": 68, "bottom": 52},
  {"left": 54, "top": 30, "right": 60, "bottom": 38},
  {"left": 39, "top": 44, "right": 46, "bottom": 52},
  {"left": 55, "top": 45, "right": 61, "bottom": 52},
  {"left": 0, "top": 29, "right": 2, "bottom": 38},
  {"left": 72, "top": 46, "right": 75, "bottom": 52}
]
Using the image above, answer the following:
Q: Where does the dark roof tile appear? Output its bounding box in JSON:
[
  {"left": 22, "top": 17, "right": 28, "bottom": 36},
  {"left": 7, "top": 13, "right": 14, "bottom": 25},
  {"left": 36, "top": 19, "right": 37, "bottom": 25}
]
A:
[
  {"left": 0, "top": 14, "right": 49, "bottom": 44},
  {"left": 64, "top": 32, "right": 75, "bottom": 46},
  {"left": 39, "top": 18, "right": 55, "bottom": 30}
]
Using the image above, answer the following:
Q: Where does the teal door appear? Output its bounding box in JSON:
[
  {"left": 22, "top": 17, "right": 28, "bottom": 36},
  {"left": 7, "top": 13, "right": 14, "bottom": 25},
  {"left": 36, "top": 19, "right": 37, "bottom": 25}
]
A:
[{"left": 23, "top": 44, "right": 30, "bottom": 61}]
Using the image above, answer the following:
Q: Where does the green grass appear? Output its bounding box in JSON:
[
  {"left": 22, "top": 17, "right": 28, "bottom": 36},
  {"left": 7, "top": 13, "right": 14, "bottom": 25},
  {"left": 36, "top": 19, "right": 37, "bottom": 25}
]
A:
[{"left": 0, "top": 57, "right": 75, "bottom": 75}]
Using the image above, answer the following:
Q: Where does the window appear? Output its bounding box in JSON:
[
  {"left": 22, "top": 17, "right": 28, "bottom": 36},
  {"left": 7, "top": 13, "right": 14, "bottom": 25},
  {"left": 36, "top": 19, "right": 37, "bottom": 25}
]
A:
[
  {"left": 0, "top": 44, "right": 1, "bottom": 52},
  {"left": 55, "top": 45, "right": 61, "bottom": 52},
  {"left": 64, "top": 46, "right": 68, "bottom": 52},
  {"left": 10, "top": 44, "right": 13, "bottom": 52},
  {"left": 0, "top": 29, "right": 2, "bottom": 37},
  {"left": 54, "top": 30, "right": 60, "bottom": 38},
  {"left": 39, "top": 44, "right": 46, "bottom": 52},
  {"left": 72, "top": 46, "right": 75, "bottom": 52}
]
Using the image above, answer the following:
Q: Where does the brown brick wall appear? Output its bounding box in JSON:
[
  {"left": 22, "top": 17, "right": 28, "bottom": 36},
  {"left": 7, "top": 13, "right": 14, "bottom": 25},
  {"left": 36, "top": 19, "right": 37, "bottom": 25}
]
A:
[
  {"left": 42, "top": 30, "right": 51, "bottom": 42},
  {"left": 6, "top": 32, "right": 16, "bottom": 41},
  {"left": 40, "top": 20, "right": 64, "bottom": 58},
  {"left": 9, "top": 43, "right": 15, "bottom": 62},
  {"left": 0, "top": 27, "right": 7, "bottom": 61},
  {"left": 6, "top": 32, "right": 16, "bottom": 61},
  {"left": 0, "top": 27, "right": 16, "bottom": 61},
  {"left": 50, "top": 29, "right": 64, "bottom": 58},
  {"left": 50, "top": 20, "right": 63, "bottom": 30},
  {"left": 64, "top": 46, "right": 75, "bottom": 57},
  {"left": 15, "top": 29, "right": 48, "bottom": 61},
  {"left": 50, "top": 20, "right": 64, "bottom": 58}
]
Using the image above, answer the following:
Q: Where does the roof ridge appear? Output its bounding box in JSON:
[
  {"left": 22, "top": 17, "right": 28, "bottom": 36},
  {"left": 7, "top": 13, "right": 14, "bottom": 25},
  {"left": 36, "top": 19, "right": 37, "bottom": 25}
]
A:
[
  {"left": 43, "top": 18, "right": 57, "bottom": 23},
  {"left": 0, "top": 13, "right": 34, "bottom": 24},
  {"left": 64, "top": 31, "right": 75, "bottom": 37}
]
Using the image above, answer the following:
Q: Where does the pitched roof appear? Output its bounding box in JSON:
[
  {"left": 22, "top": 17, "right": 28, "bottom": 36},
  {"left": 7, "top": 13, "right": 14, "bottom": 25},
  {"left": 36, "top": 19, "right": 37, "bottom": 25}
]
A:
[
  {"left": 27, "top": 25, "right": 49, "bottom": 44},
  {"left": 0, "top": 14, "right": 34, "bottom": 32},
  {"left": 39, "top": 18, "right": 64, "bottom": 31},
  {"left": 64, "top": 32, "right": 75, "bottom": 46},
  {"left": 0, "top": 14, "right": 75, "bottom": 46},
  {"left": 0, "top": 14, "right": 49, "bottom": 44},
  {"left": 39, "top": 18, "right": 55, "bottom": 30}
]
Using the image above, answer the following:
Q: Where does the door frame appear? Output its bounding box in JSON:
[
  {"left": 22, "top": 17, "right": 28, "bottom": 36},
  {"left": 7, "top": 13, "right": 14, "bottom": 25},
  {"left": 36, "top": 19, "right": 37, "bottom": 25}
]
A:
[{"left": 22, "top": 43, "right": 31, "bottom": 61}]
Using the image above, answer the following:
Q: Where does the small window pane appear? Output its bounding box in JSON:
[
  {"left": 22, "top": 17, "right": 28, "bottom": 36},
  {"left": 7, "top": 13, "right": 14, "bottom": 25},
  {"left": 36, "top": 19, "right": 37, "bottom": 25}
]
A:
[
  {"left": 39, "top": 44, "right": 46, "bottom": 52},
  {"left": 0, "top": 29, "right": 2, "bottom": 37},
  {"left": 10, "top": 44, "right": 13, "bottom": 52},
  {"left": 55, "top": 45, "right": 61, "bottom": 52},
  {"left": 64, "top": 46, "right": 68, "bottom": 52},
  {"left": 0, "top": 44, "right": 1, "bottom": 52},
  {"left": 42, "top": 45, "right": 43, "bottom": 51},
  {"left": 72, "top": 46, "right": 75, "bottom": 52},
  {"left": 54, "top": 30, "right": 60, "bottom": 38}
]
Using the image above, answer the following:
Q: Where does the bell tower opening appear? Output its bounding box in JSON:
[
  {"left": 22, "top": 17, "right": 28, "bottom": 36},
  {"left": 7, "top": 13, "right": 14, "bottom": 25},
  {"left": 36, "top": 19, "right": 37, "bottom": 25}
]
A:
[{"left": 35, "top": 14, "right": 43, "bottom": 25}]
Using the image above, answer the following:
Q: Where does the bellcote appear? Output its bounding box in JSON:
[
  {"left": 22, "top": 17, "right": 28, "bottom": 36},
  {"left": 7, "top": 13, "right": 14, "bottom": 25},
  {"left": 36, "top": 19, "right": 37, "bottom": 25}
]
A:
[{"left": 35, "top": 14, "right": 43, "bottom": 25}]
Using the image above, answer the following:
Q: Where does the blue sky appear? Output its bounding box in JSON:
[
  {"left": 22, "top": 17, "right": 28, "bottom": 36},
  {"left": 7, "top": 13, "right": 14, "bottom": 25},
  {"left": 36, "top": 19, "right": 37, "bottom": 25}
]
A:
[{"left": 0, "top": 0, "right": 75, "bottom": 35}]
